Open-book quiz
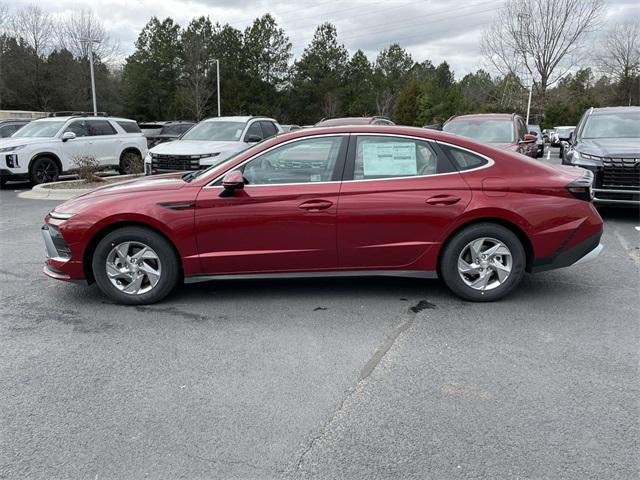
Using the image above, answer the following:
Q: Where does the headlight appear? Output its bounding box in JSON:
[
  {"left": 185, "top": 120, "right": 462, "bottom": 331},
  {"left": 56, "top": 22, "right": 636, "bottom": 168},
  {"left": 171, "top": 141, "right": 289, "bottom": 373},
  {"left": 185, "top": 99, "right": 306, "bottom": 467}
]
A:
[
  {"left": 571, "top": 151, "right": 603, "bottom": 167},
  {"left": 49, "top": 211, "right": 76, "bottom": 220},
  {"left": 0, "top": 145, "right": 25, "bottom": 152}
]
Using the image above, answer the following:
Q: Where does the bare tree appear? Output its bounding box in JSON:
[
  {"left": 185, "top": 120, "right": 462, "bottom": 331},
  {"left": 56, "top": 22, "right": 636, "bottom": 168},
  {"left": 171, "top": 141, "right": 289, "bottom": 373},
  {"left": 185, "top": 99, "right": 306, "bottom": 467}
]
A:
[
  {"left": 0, "top": 2, "right": 9, "bottom": 108},
  {"left": 56, "top": 10, "right": 120, "bottom": 65},
  {"left": 481, "top": 0, "right": 606, "bottom": 112},
  {"left": 11, "top": 4, "right": 53, "bottom": 57},
  {"left": 180, "top": 17, "right": 215, "bottom": 120},
  {"left": 0, "top": 3, "right": 9, "bottom": 33},
  {"left": 597, "top": 21, "right": 640, "bottom": 105}
]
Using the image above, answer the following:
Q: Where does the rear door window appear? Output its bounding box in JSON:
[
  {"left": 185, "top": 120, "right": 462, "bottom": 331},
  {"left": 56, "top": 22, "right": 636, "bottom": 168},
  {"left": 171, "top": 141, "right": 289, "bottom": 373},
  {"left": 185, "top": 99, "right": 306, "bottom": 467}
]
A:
[
  {"left": 87, "top": 120, "right": 117, "bottom": 136},
  {"left": 349, "top": 136, "right": 454, "bottom": 180},
  {"left": 117, "top": 121, "right": 141, "bottom": 133}
]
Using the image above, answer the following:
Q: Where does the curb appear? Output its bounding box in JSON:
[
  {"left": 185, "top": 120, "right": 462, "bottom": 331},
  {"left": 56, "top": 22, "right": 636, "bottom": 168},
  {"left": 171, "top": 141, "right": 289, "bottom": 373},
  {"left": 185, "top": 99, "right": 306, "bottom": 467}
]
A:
[{"left": 17, "top": 175, "right": 140, "bottom": 201}]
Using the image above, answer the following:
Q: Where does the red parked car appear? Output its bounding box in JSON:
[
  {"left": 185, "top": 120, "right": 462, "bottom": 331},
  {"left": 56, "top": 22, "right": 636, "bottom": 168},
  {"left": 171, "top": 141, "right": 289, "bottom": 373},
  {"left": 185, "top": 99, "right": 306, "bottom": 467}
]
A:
[
  {"left": 443, "top": 113, "right": 538, "bottom": 158},
  {"left": 42, "top": 125, "right": 603, "bottom": 304}
]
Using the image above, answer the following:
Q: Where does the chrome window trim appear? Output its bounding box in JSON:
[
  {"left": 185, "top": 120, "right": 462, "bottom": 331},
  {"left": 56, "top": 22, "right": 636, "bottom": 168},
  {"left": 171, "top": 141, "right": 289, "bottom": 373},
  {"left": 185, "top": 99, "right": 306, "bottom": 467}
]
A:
[{"left": 203, "top": 132, "right": 496, "bottom": 188}]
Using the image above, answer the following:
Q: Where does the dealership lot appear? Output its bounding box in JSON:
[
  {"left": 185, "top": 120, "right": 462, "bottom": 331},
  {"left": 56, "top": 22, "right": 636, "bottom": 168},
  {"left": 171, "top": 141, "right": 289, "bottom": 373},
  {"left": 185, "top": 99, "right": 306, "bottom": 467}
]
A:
[{"left": 0, "top": 148, "right": 638, "bottom": 479}]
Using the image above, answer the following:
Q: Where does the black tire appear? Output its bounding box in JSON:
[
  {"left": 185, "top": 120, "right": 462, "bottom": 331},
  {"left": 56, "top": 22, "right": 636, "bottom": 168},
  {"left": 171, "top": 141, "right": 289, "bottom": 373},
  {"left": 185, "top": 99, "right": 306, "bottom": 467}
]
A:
[
  {"left": 440, "top": 223, "right": 525, "bottom": 302},
  {"left": 92, "top": 226, "right": 180, "bottom": 305},
  {"left": 119, "top": 151, "right": 143, "bottom": 175},
  {"left": 30, "top": 157, "right": 60, "bottom": 185},
  {"left": 0, "top": 177, "right": 7, "bottom": 189}
]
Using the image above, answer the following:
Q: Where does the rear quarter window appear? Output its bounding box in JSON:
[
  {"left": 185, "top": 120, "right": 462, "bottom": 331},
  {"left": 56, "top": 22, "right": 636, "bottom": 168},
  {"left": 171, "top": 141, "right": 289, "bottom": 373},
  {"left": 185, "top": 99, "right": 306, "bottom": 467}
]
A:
[{"left": 440, "top": 144, "right": 489, "bottom": 171}]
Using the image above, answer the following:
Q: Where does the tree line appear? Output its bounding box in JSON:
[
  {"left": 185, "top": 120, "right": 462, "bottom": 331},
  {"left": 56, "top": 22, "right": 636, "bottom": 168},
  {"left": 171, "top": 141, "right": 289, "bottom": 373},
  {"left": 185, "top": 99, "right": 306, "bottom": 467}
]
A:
[{"left": 0, "top": 2, "right": 637, "bottom": 129}]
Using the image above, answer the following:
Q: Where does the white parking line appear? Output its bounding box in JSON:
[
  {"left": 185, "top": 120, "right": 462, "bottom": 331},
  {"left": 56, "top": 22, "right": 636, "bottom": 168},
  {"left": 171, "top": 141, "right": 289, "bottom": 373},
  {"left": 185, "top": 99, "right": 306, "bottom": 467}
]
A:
[
  {"left": 546, "top": 149, "right": 551, "bottom": 160},
  {"left": 635, "top": 226, "right": 640, "bottom": 232}
]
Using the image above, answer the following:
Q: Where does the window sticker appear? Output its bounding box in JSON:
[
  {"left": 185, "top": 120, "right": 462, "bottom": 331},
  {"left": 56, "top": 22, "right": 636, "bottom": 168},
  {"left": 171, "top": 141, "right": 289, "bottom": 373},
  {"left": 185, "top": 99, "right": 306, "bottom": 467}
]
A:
[
  {"left": 234, "top": 129, "right": 242, "bottom": 139},
  {"left": 362, "top": 142, "right": 417, "bottom": 176}
]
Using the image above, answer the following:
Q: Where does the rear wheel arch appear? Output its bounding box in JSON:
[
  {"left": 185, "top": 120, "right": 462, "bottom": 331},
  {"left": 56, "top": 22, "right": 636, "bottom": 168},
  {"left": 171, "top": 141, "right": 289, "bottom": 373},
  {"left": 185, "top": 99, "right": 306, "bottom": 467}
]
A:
[
  {"left": 438, "top": 217, "right": 535, "bottom": 274},
  {"left": 83, "top": 221, "right": 183, "bottom": 284}
]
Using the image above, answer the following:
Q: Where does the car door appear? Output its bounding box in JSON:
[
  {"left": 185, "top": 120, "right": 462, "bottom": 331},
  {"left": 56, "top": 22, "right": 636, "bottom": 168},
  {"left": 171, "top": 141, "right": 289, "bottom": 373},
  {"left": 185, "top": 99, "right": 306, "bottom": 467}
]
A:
[
  {"left": 86, "top": 119, "right": 119, "bottom": 166},
  {"left": 59, "top": 120, "right": 94, "bottom": 169},
  {"left": 194, "top": 134, "right": 348, "bottom": 275},
  {"left": 337, "top": 134, "right": 472, "bottom": 270}
]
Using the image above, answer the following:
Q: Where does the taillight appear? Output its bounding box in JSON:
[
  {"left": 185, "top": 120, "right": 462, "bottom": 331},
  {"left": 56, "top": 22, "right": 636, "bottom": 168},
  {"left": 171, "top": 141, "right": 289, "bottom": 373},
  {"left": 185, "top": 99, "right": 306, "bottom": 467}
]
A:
[{"left": 566, "top": 169, "right": 594, "bottom": 201}]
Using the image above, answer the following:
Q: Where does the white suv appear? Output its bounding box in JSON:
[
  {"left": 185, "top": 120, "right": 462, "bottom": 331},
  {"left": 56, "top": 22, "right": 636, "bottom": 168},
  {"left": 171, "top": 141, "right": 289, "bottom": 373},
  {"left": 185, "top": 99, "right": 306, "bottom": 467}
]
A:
[
  {"left": 0, "top": 115, "right": 148, "bottom": 185},
  {"left": 145, "top": 116, "right": 281, "bottom": 174}
]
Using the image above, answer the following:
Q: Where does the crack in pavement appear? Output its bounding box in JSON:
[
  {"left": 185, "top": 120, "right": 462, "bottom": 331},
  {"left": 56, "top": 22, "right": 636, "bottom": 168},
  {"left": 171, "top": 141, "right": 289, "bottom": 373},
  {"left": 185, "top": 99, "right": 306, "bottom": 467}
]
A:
[{"left": 285, "top": 300, "right": 434, "bottom": 478}]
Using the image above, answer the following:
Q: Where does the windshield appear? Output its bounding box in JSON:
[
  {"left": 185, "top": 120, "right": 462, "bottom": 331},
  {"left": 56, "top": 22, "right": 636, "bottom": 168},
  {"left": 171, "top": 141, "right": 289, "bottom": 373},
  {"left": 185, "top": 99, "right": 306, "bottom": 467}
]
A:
[
  {"left": 12, "top": 120, "right": 65, "bottom": 138},
  {"left": 443, "top": 119, "right": 515, "bottom": 143},
  {"left": 581, "top": 112, "right": 640, "bottom": 139},
  {"left": 181, "top": 121, "right": 246, "bottom": 142}
]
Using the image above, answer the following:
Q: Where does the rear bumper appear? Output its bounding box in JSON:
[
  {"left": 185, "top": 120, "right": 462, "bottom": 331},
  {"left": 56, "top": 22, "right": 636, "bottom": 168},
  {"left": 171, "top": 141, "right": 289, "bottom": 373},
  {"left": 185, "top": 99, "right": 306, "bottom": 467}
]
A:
[{"left": 531, "top": 229, "right": 603, "bottom": 273}]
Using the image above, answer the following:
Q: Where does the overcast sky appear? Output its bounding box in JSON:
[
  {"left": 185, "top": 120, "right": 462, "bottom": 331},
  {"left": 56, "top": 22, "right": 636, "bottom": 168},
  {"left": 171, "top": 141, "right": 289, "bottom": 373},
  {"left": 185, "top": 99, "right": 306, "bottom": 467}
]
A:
[{"left": 11, "top": 0, "right": 640, "bottom": 78}]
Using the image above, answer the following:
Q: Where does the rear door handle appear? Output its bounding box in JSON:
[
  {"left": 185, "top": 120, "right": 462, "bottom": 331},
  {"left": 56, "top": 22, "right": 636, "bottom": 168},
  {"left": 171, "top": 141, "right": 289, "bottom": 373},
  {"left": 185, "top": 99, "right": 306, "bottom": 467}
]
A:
[
  {"left": 298, "top": 199, "right": 333, "bottom": 211},
  {"left": 425, "top": 195, "right": 461, "bottom": 206}
]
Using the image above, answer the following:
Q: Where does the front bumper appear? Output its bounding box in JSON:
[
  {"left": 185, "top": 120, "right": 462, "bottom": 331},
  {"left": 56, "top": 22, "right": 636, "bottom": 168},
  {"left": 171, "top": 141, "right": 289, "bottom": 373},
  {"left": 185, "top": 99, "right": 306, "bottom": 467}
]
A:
[
  {"left": 592, "top": 188, "right": 640, "bottom": 205},
  {"left": 0, "top": 168, "right": 28, "bottom": 180},
  {"left": 41, "top": 223, "right": 86, "bottom": 283}
]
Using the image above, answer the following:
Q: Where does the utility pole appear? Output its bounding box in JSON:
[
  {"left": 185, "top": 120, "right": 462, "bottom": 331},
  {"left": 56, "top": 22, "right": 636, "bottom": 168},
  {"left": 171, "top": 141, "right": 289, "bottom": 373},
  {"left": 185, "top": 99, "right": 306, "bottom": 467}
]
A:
[
  {"left": 526, "top": 83, "right": 533, "bottom": 125},
  {"left": 216, "top": 59, "right": 221, "bottom": 117},
  {"left": 81, "top": 38, "right": 100, "bottom": 115}
]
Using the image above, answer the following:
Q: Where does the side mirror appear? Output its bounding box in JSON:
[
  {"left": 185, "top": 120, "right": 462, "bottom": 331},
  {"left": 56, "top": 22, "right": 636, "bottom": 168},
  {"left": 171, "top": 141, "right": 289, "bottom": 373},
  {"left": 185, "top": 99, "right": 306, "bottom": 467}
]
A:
[
  {"left": 528, "top": 130, "right": 538, "bottom": 136},
  {"left": 569, "top": 131, "right": 575, "bottom": 143},
  {"left": 521, "top": 133, "right": 537, "bottom": 143},
  {"left": 219, "top": 170, "right": 245, "bottom": 197},
  {"left": 245, "top": 135, "right": 262, "bottom": 143},
  {"left": 62, "top": 131, "right": 76, "bottom": 142}
]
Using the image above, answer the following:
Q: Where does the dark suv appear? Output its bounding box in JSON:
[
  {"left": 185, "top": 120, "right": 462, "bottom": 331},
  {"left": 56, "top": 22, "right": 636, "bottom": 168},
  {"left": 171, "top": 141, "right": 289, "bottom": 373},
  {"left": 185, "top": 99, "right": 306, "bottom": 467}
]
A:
[
  {"left": 565, "top": 106, "right": 639, "bottom": 206},
  {"left": 443, "top": 113, "right": 537, "bottom": 158},
  {"left": 0, "top": 119, "right": 30, "bottom": 137}
]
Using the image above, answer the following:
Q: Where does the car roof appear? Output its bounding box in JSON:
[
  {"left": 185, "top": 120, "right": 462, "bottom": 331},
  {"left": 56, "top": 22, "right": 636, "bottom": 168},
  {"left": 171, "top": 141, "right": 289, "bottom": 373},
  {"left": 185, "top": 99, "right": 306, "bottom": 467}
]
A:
[
  {"left": 589, "top": 106, "right": 640, "bottom": 115},
  {"left": 448, "top": 113, "right": 516, "bottom": 122},
  {"left": 34, "top": 116, "right": 136, "bottom": 122},
  {"left": 201, "top": 116, "right": 277, "bottom": 123},
  {"left": 315, "top": 117, "right": 391, "bottom": 126}
]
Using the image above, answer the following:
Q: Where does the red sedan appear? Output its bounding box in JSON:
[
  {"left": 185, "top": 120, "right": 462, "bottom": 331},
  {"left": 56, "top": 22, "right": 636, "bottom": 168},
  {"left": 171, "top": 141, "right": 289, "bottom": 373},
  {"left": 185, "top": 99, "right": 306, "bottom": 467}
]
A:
[{"left": 42, "top": 125, "right": 603, "bottom": 304}]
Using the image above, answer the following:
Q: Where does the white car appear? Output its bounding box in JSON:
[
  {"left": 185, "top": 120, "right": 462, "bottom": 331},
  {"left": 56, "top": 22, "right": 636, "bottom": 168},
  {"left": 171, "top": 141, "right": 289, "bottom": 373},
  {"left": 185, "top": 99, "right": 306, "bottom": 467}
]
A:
[
  {"left": 0, "top": 115, "right": 148, "bottom": 186},
  {"left": 145, "top": 116, "right": 282, "bottom": 174}
]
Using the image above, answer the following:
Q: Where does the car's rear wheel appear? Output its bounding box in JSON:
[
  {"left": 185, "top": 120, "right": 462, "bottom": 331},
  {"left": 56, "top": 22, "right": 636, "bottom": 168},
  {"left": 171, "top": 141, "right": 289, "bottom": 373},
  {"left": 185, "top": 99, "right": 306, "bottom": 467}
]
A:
[
  {"left": 30, "top": 157, "right": 60, "bottom": 185},
  {"left": 92, "top": 227, "right": 179, "bottom": 305},
  {"left": 119, "top": 151, "right": 143, "bottom": 175},
  {"left": 440, "top": 223, "right": 525, "bottom": 302}
]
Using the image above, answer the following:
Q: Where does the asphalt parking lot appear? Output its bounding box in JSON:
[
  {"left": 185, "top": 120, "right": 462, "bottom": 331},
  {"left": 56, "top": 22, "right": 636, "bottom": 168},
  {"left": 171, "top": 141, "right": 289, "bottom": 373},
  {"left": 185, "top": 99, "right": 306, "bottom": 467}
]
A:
[{"left": 1, "top": 146, "right": 638, "bottom": 479}]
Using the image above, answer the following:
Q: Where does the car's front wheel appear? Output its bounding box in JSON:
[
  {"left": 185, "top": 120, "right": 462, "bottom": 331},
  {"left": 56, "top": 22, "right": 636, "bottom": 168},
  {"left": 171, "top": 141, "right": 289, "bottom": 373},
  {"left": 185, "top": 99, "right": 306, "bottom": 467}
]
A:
[
  {"left": 440, "top": 223, "right": 525, "bottom": 302},
  {"left": 30, "top": 157, "right": 60, "bottom": 185},
  {"left": 92, "top": 227, "right": 180, "bottom": 305}
]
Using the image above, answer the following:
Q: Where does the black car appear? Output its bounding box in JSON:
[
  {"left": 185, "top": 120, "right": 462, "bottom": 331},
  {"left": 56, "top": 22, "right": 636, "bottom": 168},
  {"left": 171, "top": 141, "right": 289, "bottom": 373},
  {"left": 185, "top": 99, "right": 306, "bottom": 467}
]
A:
[
  {"left": 527, "top": 124, "right": 544, "bottom": 158},
  {"left": 564, "top": 106, "right": 639, "bottom": 206},
  {"left": 140, "top": 121, "right": 195, "bottom": 148},
  {"left": 0, "top": 119, "right": 30, "bottom": 137}
]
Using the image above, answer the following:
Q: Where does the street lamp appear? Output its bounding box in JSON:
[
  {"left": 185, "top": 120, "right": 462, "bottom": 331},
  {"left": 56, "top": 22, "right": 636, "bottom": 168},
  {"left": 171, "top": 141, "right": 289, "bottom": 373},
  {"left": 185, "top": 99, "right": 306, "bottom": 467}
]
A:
[
  {"left": 215, "top": 59, "right": 221, "bottom": 117},
  {"left": 80, "top": 38, "right": 100, "bottom": 115}
]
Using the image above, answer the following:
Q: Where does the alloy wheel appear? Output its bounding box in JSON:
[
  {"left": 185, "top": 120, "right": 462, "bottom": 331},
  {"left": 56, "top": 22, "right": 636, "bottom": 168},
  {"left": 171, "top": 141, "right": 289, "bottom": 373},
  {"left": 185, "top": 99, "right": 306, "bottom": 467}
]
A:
[
  {"left": 105, "top": 241, "right": 162, "bottom": 295},
  {"left": 457, "top": 237, "right": 512, "bottom": 292},
  {"left": 36, "top": 160, "right": 57, "bottom": 183}
]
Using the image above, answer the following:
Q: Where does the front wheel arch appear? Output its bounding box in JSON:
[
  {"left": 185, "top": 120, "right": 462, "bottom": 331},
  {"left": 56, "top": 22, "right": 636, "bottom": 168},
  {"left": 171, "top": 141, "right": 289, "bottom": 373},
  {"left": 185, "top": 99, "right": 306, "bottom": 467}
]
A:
[
  {"left": 437, "top": 217, "right": 534, "bottom": 276},
  {"left": 83, "top": 221, "right": 184, "bottom": 284}
]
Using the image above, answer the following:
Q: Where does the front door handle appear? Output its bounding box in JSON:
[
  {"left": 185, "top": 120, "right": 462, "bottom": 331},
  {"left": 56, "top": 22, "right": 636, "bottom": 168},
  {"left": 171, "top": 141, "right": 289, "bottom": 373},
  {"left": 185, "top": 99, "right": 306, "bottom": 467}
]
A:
[
  {"left": 425, "top": 195, "right": 461, "bottom": 206},
  {"left": 298, "top": 199, "right": 333, "bottom": 211}
]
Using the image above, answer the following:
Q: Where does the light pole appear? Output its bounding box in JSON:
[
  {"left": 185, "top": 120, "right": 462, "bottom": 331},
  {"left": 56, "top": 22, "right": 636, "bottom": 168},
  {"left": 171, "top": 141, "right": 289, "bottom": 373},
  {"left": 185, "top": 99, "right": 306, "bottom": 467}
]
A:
[
  {"left": 526, "top": 83, "right": 533, "bottom": 125},
  {"left": 215, "top": 59, "right": 221, "bottom": 117},
  {"left": 80, "top": 38, "right": 100, "bottom": 115}
]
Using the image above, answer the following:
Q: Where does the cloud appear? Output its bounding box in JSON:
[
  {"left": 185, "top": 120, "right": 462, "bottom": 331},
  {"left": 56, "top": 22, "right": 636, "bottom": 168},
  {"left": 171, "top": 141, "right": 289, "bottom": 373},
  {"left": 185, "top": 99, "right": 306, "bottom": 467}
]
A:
[{"left": 9, "top": 0, "right": 640, "bottom": 78}]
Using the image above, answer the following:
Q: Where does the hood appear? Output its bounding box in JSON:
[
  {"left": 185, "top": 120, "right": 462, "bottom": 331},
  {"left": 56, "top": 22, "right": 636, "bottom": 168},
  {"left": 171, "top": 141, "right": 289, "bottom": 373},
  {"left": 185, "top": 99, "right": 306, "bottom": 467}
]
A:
[
  {"left": 79, "top": 173, "right": 186, "bottom": 198},
  {"left": 149, "top": 139, "right": 247, "bottom": 156},
  {"left": 0, "top": 137, "right": 55, "bottom": 148},
  {"left": 578, "top": 138, "right": 640, "bottom": 158}
]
